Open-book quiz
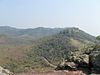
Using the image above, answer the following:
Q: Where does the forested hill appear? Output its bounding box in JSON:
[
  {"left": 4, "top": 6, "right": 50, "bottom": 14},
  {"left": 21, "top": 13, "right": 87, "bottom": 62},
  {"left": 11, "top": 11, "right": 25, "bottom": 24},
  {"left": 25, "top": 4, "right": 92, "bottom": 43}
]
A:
[
  {"left": 59, "top": 27, "right": 97, "bottom": 43},
  {"left": 26, "top": 27, "right": 98, "bottom": 70},
  {"left": 0, "top": 26, "right": 63, "bottom": 38},
  {"left": 0, "top": 26, "right": 64, "bottom": 44}
]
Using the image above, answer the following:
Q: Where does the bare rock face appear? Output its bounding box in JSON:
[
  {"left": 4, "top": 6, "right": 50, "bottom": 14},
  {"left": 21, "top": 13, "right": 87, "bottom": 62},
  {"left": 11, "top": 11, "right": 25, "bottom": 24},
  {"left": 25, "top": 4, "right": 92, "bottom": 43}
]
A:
[
  {"left": 55, "top": 60, "right": 77, "bottom": 71},
  {"left": 0, "top": 66, "right": 13, "bottom": 75}
]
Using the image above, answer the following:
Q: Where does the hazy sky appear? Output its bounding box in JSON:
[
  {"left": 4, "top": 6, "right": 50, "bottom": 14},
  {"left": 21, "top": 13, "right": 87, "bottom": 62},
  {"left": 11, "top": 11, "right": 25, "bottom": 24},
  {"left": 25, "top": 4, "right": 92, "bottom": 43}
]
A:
[{"left": 0, "top": 0, "right": 100, "bottom": 36}]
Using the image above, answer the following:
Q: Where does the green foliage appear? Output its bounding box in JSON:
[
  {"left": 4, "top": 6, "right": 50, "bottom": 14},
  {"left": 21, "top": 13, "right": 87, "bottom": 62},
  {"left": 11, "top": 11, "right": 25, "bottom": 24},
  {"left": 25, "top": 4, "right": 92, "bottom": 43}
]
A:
[{"left": 96, "top": 35, "right": 100, "bottom": 40}]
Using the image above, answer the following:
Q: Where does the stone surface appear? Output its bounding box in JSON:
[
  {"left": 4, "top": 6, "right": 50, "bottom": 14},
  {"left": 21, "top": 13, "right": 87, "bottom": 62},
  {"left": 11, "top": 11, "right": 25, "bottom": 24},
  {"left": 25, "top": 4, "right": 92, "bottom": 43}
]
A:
[{"left": 0, "top": 66, "right": 12, "bottom": 75}]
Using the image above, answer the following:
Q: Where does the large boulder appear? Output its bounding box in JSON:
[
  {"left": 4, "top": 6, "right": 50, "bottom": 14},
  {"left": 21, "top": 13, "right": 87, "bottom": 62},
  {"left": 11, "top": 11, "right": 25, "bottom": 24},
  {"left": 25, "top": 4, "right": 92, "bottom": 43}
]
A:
[{"left": 55, "top": 60, "right": 77, "bottom": 71}]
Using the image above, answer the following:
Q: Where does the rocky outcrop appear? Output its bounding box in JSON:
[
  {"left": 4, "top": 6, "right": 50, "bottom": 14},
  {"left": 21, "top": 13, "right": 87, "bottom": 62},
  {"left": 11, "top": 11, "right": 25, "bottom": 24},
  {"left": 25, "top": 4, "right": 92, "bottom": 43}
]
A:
[
  {"left": 90, "top": 50, "right": 100, "bottom": 73},
  {"left": 55, "top": 59, "right": 77, "bottom": 71},
  {"left": 0, "top": 66, "right": 13, "bottom": 75}
]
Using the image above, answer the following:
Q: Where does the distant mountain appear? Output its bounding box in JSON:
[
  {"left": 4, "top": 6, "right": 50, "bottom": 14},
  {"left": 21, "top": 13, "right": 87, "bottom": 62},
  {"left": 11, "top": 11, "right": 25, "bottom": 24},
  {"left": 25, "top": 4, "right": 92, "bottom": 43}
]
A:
[
  {"left": 0, "top": 26, "right": 20, "bottom": 36},
  {"left": 0, "top": 26, "right": 64, "bottom": 45},
  {"left": 0, "top": 26, "right": 63, "bottom": 39}
]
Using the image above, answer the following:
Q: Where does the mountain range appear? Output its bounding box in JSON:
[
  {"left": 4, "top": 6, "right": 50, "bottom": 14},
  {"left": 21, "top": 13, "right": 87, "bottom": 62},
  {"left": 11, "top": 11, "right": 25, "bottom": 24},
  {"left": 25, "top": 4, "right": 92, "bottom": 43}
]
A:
[
  {"left": 0, "top": 26, "right": 63, "bottom": 37},
  {"left": 0, "top": 26, "right": 64, "bottom": 44}
]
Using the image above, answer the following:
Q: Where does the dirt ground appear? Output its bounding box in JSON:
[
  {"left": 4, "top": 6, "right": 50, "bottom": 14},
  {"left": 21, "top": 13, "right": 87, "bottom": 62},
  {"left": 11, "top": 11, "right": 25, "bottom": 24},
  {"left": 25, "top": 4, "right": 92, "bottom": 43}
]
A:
[{"left": 14, "top": 71, "right": 86, "bottom": 75}]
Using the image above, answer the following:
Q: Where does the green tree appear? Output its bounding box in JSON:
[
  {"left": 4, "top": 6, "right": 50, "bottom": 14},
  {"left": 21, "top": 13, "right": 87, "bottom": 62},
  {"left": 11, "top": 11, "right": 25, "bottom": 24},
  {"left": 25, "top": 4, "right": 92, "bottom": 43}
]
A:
[{"left": 96, "top": 35, "right": 100, "bottom": 40}]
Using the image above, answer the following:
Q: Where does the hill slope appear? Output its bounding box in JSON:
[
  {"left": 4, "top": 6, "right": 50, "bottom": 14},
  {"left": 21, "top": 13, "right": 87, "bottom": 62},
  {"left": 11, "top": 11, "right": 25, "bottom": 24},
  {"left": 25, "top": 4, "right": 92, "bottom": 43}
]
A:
[
  {"left": 15, "top": 27, "right": 97, "bottom": 72},
  {"left": 29, "top": 27, "right": 97, "bottom": 63},
  {"left": 0, "top": 27, "right": 98, "bottom": 73}
]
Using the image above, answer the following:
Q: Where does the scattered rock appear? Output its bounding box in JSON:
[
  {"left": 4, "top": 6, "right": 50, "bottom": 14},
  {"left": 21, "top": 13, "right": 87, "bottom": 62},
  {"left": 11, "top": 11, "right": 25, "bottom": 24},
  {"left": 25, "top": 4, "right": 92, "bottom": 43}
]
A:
[{"left": 0, "top": 66, "right": 13, "bottom": 75}]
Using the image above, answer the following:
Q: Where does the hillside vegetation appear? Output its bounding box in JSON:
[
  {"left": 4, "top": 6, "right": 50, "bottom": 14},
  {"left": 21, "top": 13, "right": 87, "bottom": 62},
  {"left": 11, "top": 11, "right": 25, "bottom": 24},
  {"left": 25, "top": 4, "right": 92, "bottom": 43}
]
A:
[
  {"left": 27, "top": 28, "right": 96, "bottom": 67},
  {"left": 0, "top": 27, "right": 99, "bottom": 74}
]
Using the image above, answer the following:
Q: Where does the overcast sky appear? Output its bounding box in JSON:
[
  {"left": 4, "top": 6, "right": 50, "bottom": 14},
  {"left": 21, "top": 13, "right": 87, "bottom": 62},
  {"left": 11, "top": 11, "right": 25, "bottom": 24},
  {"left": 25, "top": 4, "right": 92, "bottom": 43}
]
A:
[{"left": 0, "top": 0, "right": 100, "bottom": 36}]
